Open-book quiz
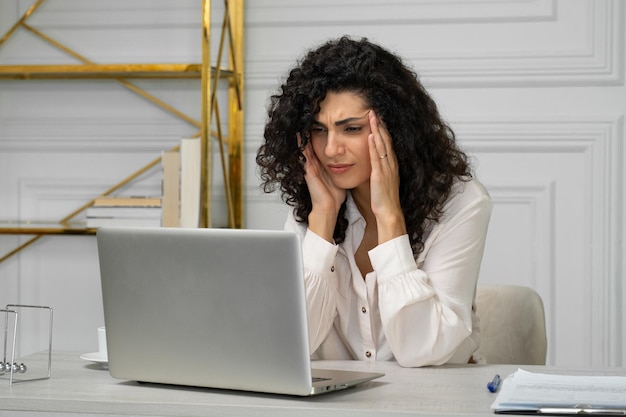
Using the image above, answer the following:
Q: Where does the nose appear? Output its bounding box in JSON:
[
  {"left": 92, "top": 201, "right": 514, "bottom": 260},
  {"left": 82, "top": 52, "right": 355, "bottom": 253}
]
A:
[{"left": 324, "top": 130, "right": 345, "bottom": 157}]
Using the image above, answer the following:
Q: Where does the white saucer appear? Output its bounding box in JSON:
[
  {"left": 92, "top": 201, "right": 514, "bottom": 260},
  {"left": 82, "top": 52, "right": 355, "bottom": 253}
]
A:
[{"left": 80, "top": 352, "right": 108, "bottom": 369}]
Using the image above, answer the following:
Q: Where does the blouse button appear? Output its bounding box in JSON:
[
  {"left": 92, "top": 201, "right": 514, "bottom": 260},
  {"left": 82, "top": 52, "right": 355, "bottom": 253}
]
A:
[
  {"left": 330, "top": 265, "right": 335, "bottom": 272},
  {"left": 361, "top": 306, "right": 367, "bottom": 314},
  {"left": 365, "top": 351, "right": 372, "bottom": 358}
]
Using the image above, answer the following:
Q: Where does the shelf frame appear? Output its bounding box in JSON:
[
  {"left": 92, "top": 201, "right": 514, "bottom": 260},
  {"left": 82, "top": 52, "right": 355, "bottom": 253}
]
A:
[
  {"left": 0, "top": 0, "right": 244, "bottom": 263},
  {"left": 0, "top": 64, "right": 235, "bottom": 79}
]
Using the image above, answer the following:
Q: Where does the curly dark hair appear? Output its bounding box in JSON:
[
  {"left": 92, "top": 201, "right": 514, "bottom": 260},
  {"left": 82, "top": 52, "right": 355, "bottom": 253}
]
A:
[{"left": 256, "top": 36, "right": 471, "bottom": 256}]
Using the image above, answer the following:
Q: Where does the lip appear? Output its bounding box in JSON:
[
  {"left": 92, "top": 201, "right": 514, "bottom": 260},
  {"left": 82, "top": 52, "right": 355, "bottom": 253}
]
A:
[{"left": 327, "top": 164, "right": 352, "bottom": 174}]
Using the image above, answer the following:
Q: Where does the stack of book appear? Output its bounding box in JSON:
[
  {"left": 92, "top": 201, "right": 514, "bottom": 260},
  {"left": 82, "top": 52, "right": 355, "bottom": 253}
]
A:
[
  {"left": 86, "top": 196, "right": 163, "bottom": 228},
  {"left": 86, "top": 136, "right": 202, "bottom": 229},
  {"left": 161, "top": 137, "right": 201, "bottom": 228}
]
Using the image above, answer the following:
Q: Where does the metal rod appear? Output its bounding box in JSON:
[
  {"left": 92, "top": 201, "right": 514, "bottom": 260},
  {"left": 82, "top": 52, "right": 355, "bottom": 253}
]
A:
[
  {"left": 200, "top": 0, "right": 212, "bottom": 228},
  {"left": 20, "top": 23, "right": 202, "bottom": 128},
  {"left": 0, "top": 236, "right": 43, "bottom": 264},
  {"left": 0, "top": 0, "right": 46, "bottom": 47}
]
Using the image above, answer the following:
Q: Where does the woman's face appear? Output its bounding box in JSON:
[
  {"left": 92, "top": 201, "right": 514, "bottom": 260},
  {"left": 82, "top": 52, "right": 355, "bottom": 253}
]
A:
[{"left": 310, "top": 91, "right": 372, "bottom": 191}]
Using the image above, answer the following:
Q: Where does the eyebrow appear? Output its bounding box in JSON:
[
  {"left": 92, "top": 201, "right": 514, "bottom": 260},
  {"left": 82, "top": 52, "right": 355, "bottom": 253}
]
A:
[{"left": 313, "top": 113, "right": 369, "bottom": 127}]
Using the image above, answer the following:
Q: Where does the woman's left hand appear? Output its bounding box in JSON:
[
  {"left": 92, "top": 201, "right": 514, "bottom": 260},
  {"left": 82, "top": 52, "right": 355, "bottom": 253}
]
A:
[{"left": 368, "top": 111, "right": 407, "bottom": 243}]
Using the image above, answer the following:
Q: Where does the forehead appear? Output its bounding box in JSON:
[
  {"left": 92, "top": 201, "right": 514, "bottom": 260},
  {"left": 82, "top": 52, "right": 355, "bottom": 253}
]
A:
[{"left": 315, "top": 91, "right": 368, "bottom": 119}]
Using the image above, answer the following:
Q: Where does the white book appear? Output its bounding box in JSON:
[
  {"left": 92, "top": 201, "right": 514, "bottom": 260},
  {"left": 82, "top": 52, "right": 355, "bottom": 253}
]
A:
[
  {"left": 161, "top": 150, "right": 181, "bottom": 227},
  {"left": 87, "top": 217, "right": 162, "bottom": 228},
  {"left": 179, "top": 137, "right": 201, "bottom": 228},
  {"left": 86, "top": 206, "right": 162, "bottom": 219},
  {"left": 92, "top": 196, "right": 162, "bottom": 207}
]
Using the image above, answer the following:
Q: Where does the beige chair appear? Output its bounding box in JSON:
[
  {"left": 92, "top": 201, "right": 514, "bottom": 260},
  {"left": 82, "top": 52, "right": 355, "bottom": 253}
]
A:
[{"left": 475, "top": 284, "right": 547, "bottom": 365}]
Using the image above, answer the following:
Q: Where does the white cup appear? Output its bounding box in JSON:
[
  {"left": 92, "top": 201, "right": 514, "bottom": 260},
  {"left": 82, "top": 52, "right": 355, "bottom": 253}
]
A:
[{"left": 97, "top": 326, "right": 107, "bottom": 359}]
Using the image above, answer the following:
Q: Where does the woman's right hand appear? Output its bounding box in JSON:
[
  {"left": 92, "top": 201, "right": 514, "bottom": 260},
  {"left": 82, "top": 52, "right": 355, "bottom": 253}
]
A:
[{"left": 299, "top": 133, "right": 346, "bottom": 242}]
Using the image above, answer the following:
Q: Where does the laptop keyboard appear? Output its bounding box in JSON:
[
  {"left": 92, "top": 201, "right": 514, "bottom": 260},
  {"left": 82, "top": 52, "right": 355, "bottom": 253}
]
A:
[{"left": 312, "top": 377, "right": 332, "bottom": 383}]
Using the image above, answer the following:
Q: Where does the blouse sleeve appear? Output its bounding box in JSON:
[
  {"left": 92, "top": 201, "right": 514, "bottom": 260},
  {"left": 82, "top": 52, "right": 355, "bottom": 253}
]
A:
[
  {"left": 284, "top": 212, "right": 340, "bottom": 353},
  {"left": 369, "top": 182, "right": 492, "bottom": 367}
]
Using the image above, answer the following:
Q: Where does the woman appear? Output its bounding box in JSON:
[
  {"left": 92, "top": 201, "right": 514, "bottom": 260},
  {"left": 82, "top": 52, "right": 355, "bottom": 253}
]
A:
[{"left": 256, "top": 36, "right": 492, "bottom": 367}]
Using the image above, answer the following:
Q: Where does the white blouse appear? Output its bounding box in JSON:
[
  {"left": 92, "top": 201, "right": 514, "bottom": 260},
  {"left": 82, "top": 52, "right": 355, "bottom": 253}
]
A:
[{"left": 284, "top": 178, "right": 492, "bottom": 367}]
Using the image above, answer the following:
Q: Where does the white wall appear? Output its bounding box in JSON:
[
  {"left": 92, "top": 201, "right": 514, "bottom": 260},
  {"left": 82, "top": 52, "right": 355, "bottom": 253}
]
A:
[{"left": 1, "top": 0, "right": 624, "bottom": 367}]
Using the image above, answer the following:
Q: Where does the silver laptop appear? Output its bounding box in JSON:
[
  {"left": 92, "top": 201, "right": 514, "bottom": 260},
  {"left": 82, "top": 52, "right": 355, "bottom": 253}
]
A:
[{"left": 97, "top": 226, "right": 383, "bottom": 396}]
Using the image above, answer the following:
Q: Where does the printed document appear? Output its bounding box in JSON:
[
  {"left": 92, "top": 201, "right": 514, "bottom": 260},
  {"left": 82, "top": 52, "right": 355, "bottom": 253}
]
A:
[{"left": 491, "top": 369, "right": 626, "bottom": 414}]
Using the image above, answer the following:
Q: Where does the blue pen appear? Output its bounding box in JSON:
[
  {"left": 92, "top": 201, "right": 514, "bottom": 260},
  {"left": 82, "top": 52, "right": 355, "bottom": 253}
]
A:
[{"left": 487, "top": 374, "right": 501, "bottom": 393}]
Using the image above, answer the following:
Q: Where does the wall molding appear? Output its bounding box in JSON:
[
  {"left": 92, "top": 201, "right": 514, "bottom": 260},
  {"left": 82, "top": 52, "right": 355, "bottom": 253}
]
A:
[
  {"left": 0, "top": 117, "right": 194, "bottom": 152},
  {"left": 246, "top": 0, "right": 556, "bottom": 27},
  {"left": 246, "top": 0, "right": 624, "bottom": 88},
  {"left": 413, "top": 0, "right": 623, "bottom": 87},
  {"left": 22, "top": 0, "right": 206, "bottom": 27},
  {"left": 484, "top": 180, "right": 556, "bottom": 364},
  {"left": 458, "top": 118, "right": 622, "bottom": 366},
  {"left": 3, "top": 0, "right": 226, "bottom": 63},
  {"left": 18, "top": 179, "right": 161, "bottom": 220}
]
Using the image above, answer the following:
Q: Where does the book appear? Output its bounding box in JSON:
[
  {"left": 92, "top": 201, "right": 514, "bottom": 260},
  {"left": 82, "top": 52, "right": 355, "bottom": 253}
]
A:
[
  {"left": 179, "top": 137, "right": 201, "bottom": 228},
  {"left": 89, "top": 196, "right": 163, "bottom": 228},
  {"left": 161, "top": 150, "right": 180, "bottom": 227},
  {"left": 93, "top": 196, "right": 162, "bottom": 207},
  {"left": 86, "top": 206, "right": 162, "bottom": 219},
  {"left": 86, "top": 217, "right": 162, "bottom": 228}
]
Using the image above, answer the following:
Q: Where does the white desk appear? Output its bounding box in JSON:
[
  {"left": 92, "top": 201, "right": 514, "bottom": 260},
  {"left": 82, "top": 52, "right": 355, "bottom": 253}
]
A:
[{"left": 1, "top": 352, "right": 624, "bottom": 417}]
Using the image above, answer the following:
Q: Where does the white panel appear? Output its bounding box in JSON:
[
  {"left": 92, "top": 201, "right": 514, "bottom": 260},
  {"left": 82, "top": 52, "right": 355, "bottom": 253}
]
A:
[
  {"left": 480, "top": 180, "right": 557, "bottom": 364},
  {"left": 0, "top": 254, "right": 20, "bottom": 318},
  {"left": 0, "top": 79, "right": 202, "bottom": 130},
  {"left": 22, "top": 0, "right": 201, "bottom": 26},
  {"left": 2, "top": 0, "right": 226, "bottom": 63},
  {"left": 245, "top": 0, "right": 624, "bottom": 88},
  {"left": 246, "top": 0, "right": 556, "bottom": 25},
  {"left": 0, "top": 116, "right": 195, "bottom": 152},
  {"left": 244, "top": 186, "right": 290, "bottom": 230},
  {"left": 16, "top": 235, "right": 101, "bottom": 355},
  {"left": 459, "top": 119, "right": 622, "bottom": 366},
  {"left": 15, "top": 179, "right": 104, "bottom": 355}
]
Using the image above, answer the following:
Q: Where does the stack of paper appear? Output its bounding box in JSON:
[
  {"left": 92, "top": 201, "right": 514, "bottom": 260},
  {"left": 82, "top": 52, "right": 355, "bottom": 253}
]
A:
[
  {"left": 86, "top": 197, "right": 162, "bottom": 228},
  {"left": 491, "top": 369, "right": 626, "bottom": 414}
]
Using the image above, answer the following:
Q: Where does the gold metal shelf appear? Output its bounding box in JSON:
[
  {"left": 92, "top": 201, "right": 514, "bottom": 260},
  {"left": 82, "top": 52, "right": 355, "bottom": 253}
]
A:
[
  {"left": 0, "top": 222, "right": 94, "bottom": 235},
  {"left": 0, "top": 0, "right": 245, "bottom": 263},
  {"left": 0, "top": 64, "right": 235, "bottom": 80},
  {"left": 0, "top": 222, "right": 96, "bottom": 263}
]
